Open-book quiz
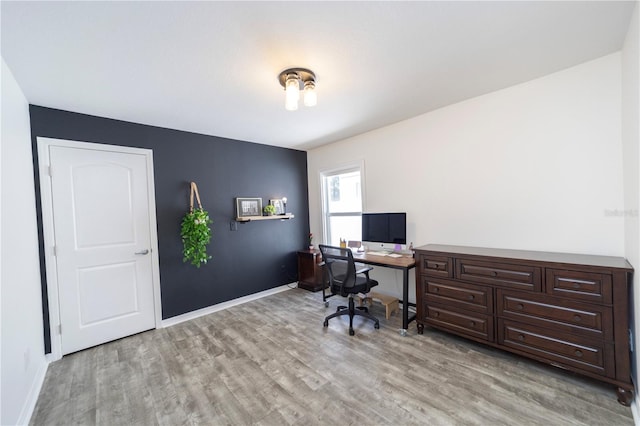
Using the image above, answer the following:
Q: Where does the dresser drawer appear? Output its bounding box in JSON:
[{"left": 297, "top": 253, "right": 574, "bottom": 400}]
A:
[
  {"left": 425, "top": 305, "right": 494, "bottom": 342},
  {"left": 420, "top": 255, "right": 453, "bottom": 278},
  {"left": 497, "top": 290, "right": 612, "bottom": 340},
  {"left": 546, "top": 269, "right": 612, "bottom": 304},
  {"left": 498, "top": 320, "right": 614, "bottom": 377},
  {"left": 456, "top": 259, "right": 541, "bottom": 291},
  {"left": 422, "top": 277, "right": 492, "bottom": 314}
]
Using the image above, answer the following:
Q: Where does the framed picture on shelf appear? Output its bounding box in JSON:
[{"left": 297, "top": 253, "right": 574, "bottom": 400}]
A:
[
  {"left": 236, "top": 197, "right": 262, "bottom": 218},
  {"left": 269, "top": 199, "right": 285, "bottom": 215}
]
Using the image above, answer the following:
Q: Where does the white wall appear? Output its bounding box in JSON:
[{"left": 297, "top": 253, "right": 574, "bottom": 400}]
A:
[
  {"left": 1, "top": 58, "right": 48, "bottom": 425},
  {"left": 308, "top": 53, "right": 624, "bottom": 300},
  {"left": 621, "top": 2, "right": 640, "bottom": 412}
]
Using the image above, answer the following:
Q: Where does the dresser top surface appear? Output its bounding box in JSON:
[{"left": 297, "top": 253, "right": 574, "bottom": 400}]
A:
[{"left": 415, "top": 244, "right": 633, "bottom": 271}]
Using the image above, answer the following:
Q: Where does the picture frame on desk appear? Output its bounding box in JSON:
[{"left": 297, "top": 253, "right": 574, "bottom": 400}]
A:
[{"left": 236, "top": 197, "right": 262, "bottom": 217}]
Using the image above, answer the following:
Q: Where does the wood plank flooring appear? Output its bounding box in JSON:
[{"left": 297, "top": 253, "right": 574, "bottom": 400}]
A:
[{"left": 31, "top": 288, "right": 634, "bottom": 425}]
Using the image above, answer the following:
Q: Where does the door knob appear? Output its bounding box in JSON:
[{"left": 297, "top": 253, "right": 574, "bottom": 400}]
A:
[{"left": 135, "top": 249, "right": 150, "bottom": 255}]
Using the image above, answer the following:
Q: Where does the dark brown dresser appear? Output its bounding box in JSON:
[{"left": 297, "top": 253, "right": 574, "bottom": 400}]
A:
[{"left": 414, "top": 244, "right": 634, "bottom": 405}]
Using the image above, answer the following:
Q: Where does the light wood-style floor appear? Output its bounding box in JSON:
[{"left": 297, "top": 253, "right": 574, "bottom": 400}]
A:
[{"left": 31, "top": 288, "right": 634, "bottom": 425}]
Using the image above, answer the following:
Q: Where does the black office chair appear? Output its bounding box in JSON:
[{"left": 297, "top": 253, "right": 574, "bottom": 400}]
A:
[{"left": 319, "top": 244, "right": 380, "bottom": 336}]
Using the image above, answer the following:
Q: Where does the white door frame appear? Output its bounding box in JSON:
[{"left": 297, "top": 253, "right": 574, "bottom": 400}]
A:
[{"left": 37, "top": 137, "right": 162, "bottom": 361}]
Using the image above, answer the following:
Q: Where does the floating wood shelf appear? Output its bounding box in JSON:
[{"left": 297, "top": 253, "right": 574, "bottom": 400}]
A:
[{"left": 235, "top": 213, "right": 295, "bottom": 223}]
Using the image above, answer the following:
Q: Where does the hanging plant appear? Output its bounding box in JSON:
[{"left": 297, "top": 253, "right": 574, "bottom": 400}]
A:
[{"left": 181, "top": 182, "right": 213, "bottom": 267}]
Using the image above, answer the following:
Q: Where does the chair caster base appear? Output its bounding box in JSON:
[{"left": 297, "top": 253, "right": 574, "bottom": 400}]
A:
[
  {"left": 374, "top": 322, "right": 380, "bottom": 329},
  {"left": 323, "top": 320, "right": 328, "bottom": 327},
  {"left": 349, "top": 329, "right": 355, "bottom": 336},
  {"left": 324, "top": 301, "right": 329, "bottom": 307}
]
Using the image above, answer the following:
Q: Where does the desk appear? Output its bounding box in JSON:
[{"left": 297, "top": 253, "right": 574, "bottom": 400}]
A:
[{"left": 323, "top": 251, "right": 416, "bottom": 336}]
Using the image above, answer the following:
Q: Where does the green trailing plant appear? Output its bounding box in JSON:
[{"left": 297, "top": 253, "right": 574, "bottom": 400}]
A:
[
  {"left": 181, "top": 182, "right": 213, "bottom": 267},
  {"left": 263, "top": 204, "right": 276, "bottom": 215}
]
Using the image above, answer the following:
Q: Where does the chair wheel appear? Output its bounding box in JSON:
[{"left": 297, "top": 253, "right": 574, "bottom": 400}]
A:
[
  {"left": 349, "top": 329, "right": 355, "bottom": 336},
  {"left": 324, "top": 301, "right": 329, "bottom": 307},
  {"left": 374, "top": 322, "right": 380, "bottom": 329},
  {"left": 323, "top": 320, "right": 328, "bottom": 327}
]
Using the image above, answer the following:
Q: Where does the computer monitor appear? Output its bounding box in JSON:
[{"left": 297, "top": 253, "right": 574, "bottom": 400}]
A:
[{"left": 361, "top": 212, "right": 407, "bottom": 245}]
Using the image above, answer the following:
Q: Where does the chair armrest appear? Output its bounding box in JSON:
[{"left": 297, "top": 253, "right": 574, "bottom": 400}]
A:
[
  {"left": 320, "top": 259, "right": 336, "bottom": 267},
  {"left": 356, "top": 266, "right": 373, "bottom": 275}
]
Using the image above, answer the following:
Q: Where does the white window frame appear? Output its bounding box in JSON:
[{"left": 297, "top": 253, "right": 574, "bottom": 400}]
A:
[{"left": 319, "top": 160, "right": 366, "bottom": 245}]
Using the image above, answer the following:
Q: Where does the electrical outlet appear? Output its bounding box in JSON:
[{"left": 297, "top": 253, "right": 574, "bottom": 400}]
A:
[{"left": 230, "top": 221, "right": 238, "bottom": 231}]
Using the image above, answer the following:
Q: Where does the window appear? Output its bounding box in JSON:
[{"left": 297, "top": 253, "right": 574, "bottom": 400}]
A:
[{"left": 320, "top": 165, "right": 363, "bottom": 246}]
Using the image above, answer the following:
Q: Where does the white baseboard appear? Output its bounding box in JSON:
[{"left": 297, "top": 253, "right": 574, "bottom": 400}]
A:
[
  {"left": 631, "top": 396, "right": 639, "bottom": 426},
  {"left": 17, "top": 357, "right": 50, "bottom": 425},
  {"left": 161, "top": 284, "right": 295, "bottom": 328}
]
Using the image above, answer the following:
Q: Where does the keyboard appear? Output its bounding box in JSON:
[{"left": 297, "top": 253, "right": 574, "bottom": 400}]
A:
[
  {"left": 367, "top": 251, "right": 403, "bottom": 258},
  {"left": 367, "top": 251, "right": 389, "bottom": 256}
]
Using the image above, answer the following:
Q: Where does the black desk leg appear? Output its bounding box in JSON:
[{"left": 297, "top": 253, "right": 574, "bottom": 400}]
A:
[{"left": 400, "top": 266, "right": 417, "bottom": 336}]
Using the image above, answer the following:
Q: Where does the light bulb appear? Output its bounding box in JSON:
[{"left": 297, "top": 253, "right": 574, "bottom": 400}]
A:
[
  {"left": 285, "top": 74, "right": 299, "bottom": 111},
  {"left": 303, "top": 80, "right": 317, "bottom": 107}
]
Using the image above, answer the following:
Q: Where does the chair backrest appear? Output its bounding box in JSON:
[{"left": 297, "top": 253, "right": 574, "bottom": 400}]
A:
[{"left": 319, "top": 244, "right": 357, "bottom": 293}]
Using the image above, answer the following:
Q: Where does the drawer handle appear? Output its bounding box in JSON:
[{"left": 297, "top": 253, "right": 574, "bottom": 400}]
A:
[
  {"left": 573, "top": 315, "right": 582, "bottom": 322},
  {"left": 575, "top": 350, "right": 583, "bottom": 358},
  {"left": 470, "top": 321, "right": 476, "bottom": 327},
  {"left": 434, "top": 264, "right": 440, "bottom": 270},
  {"left": 492, "top": 271, "right": 498, "bottom": 277},
  {"left": 433, "top": 287, "right": 439, "bottom": 293},
  {"left": 573, "top": 282, "right": 581, "bottom": 289},
  {"left": 434, "top": 312, "right": 440, "bottom": 318},
  {"left": 468, "top": 294, "right": 475, "bottom": 301},
  {"left": 518, "top": 334, "right": 525, "bottom": 341},
  {"left": 516, "top": 303, "right": 524, "bottom": 310}
]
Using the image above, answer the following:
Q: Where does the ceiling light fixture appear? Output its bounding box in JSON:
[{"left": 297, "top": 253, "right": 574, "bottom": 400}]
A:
[{"left": 278, "top": 68, "right": 317, "bottom": 111}]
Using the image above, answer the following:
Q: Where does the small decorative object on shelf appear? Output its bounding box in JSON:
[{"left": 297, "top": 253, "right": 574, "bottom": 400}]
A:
[
  {"left": 309, "top": 232, "right": 314, "bottom": 250},
  {"left": 263, "top": 204, "right": 276, "bottom": 216},
  {"left": 269, "top": 198, "right": 285, "bottom": 215}
]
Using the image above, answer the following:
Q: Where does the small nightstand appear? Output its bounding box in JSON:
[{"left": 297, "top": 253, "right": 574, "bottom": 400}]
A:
[{"left": 297, "top": 249, "right": 327, "bottom": 291}]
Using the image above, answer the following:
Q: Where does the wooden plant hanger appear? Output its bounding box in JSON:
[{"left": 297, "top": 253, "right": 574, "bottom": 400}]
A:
[{"left": 189, "top": 181, "right": 203, "bottom": 212}]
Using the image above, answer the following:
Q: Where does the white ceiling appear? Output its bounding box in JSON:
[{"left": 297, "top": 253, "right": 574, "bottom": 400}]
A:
[{"left": 1, "top": 1, "right": 636, "bottom": 150}]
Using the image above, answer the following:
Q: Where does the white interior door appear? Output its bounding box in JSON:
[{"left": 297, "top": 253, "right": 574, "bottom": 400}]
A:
[{"left": 47, "top": 143, "right": 157, "bottom": 355}]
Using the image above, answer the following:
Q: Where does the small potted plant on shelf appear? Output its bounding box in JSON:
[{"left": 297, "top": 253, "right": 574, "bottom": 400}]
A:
[
  {"left": 263, "top": 204, "right": 276, "bottom": 216},
  {"left": 309, "top": 232, "right": 314, "bottom": 250}
]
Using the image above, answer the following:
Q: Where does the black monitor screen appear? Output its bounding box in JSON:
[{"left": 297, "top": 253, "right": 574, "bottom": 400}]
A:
[{"left": 361, "top": 213, "right": 406, "bottom": 245}]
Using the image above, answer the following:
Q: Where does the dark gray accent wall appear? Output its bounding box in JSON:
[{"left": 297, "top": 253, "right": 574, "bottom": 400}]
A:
[{"left": 29, "top": 106, "right": 309, "bottom": 353}]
